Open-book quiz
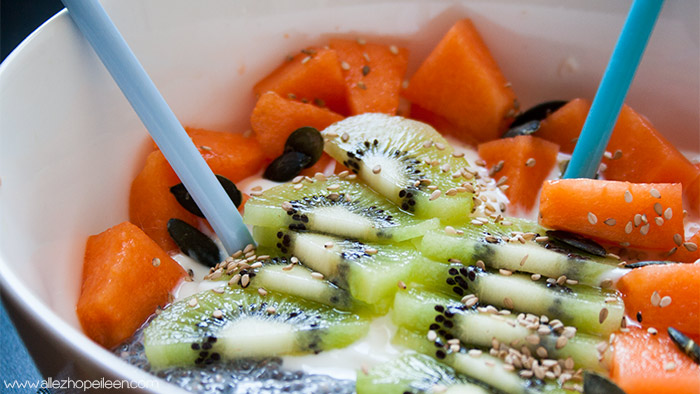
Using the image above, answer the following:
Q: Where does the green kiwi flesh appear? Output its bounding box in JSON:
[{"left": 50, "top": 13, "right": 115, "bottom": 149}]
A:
[
  {"left": 322, "top": 113, "right": 475, "bottom": 223},
  {"left": 408, "top": 260, "right": 623, "bottom": 336},
  {"left": 143, "top": 287, "right": 369, "bottom": 368},
  {"left": 243, "top": 174, "right": 439, "bottom": 242},
  {"left": 355, "top": 353, "right": 491, "bottom": 394}
]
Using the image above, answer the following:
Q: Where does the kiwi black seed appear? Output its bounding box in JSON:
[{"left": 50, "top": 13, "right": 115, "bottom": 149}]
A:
[
  {"left": 143, "top": 287, "right": 369, "bottom": 368},
  {"left": 264, "top": 151, "right": 312, "bottom": 182},
  {"left": 170, "top": 174, "right": 242, "bottom": 218},
  {"left": 284, "top": 126, "right": 324, "bottom": 168},
  {"left": 167, "top": 218, "right": 221, "bottom": 267},
  {"left": 510, "top": 100, "right": 567, "bottom": 128}
]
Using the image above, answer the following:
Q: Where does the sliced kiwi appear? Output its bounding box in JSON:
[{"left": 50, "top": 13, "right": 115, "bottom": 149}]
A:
[
  {"left": 356, "top": 353, "right": 491, "bottom": 394},
  {"left": 322, "top": 113, "right": 475, "bottom": 223},
  {"left": 206, "top": 251, "right": 362, "bottom": 311},
  {"left": 144, "top": 287, "right": 369, "bottom": 368},
  {"left": 418, "top": 220, "right": 625, "bottom": 287},
  {"left": 243, "top": 174, "right": 439, "bottom": 242},
  {"left": 391, "top": 288, "right": 608, "bottom": 372},
  {"left": 409, "top": 260, "right": 624, "bottom": 336},
  {"left": 253, "top": 226, "right": 415, "bottom": 313}
]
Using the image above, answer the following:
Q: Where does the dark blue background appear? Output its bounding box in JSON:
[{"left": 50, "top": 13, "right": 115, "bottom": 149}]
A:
[{"left": 1, "top": 2, "right": 65, "bottom": 392}]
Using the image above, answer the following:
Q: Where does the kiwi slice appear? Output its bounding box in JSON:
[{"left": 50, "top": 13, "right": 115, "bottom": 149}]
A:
[
  {"left": 322, "top": 113, "right": 475, "bottom": 223},
  {"left": 410, "top": 260, "right": 624, "bottom": 336},
  {"left": 143, "top": 287, "right": 369, "bottom": 368},
  {"left": 418, "top": 220, "right": 624, "bottom": 287},
  {"left": 253, "top": 226, "right": 415, "bottom": 313},
  {"left": 206, "top": 251, "right": 361, "bottom": 312},
  {"left": 243, "top": 174, "right": 439, "bottom": 242},
  {"left": 356, "top": 353, "right": 492, "bottom": 394},
  {"left": 391, "top": 288, "right": 608, "bottom": 372}
]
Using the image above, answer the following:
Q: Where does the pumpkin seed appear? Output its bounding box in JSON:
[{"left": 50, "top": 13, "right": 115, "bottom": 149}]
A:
[
  {"left": 502, "top": 119, "right": 540, "bottom": 138},
  {"left": 284, "top": 126, "right": 324, "bottom": 168},
  {"left": 624, "top": 260, "right": 677, "bottom": 269},
  {"left": 510, "top": 100, "right": 567, "bottom": 128},
  {"left": 546, "top": 229, "right": 607, "bottom": 257},
  {"left": 583, "top": 371, "right": 626, "bottom": 394},
  {"left": 668, "top": 327, "right": 700, "bottom": 364},
  {"left": 167, "top": 218, "right": 221, "bottom": 267},
  {"left": 263, "top": 151, "right": 312, "bottom": 182},
  {"left": 170, "top": 175, "right": 242, "bottom": 218}
]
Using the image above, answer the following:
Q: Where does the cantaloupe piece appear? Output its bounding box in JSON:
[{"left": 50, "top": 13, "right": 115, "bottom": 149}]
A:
[
  {"left": 329, "top": 38, "right": 409, "bottom": 115},
  {"left": 539, "top": 179, "right": 685, "bottom": 250},
  {"left": 77, "top": 222, "right": 186, "bottom": 348},
  {"left": 402, "top": 19, "right": 518, "bottom": 143},
  {"left": 250, "top": 91, "right": 344, "bottom": 160},
  {"left": 611, "top": 327, "right": 700, "bottom": 394},
  {"left": 617, "top": 263, "right": 700, "bottom": 335},
  {"left": 253, "top": 47, "right": 349, "bottom": 115},
  {"left": 131, "top": 129, "right": 262, "bottom": 251},
  {"left": 478, "top": 135, "right": 559, "bottom": 213}
]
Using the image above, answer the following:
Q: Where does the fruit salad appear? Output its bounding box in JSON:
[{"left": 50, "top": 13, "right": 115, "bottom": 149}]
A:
[{"left": 76, "top": 17, "right": 700, "bottom": 394}]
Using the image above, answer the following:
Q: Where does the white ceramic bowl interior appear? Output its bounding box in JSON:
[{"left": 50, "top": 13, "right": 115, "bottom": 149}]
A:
[{"left": 1, "top": 0, "right": 698, "bottom": 391}]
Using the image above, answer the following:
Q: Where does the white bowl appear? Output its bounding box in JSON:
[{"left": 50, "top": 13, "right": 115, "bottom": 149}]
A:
[{"left": 1, "top": 0, "right": 698, "bottom": 392}]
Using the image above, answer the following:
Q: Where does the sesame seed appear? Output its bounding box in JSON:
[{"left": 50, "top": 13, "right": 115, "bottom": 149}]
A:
[
  {"left": 340, "top": 61, "right": 350, "bottom": 70},
  {"left": 243, "top": 244, "right": 255, "bottom": 253},
  {"left": 326, "top": 184, "right": 340, "bottom": 191},
  {"left": 604, "top": 218, "right": 616, "bottom": 226},
  {"left": 468, "top": 349, "right": 483, "bottom": 357},
  {"left": 310, "top": 272, "right": 324, "bottom": 280},
  {"left": 188, "top": 298, "right": 198, "bottom": 307},
  {"left": 556, "top": 275, "right": 567, "bottom": 285},
  {"left": 535, "top": 236, "right": 549, "bottom": 242},
  {"left": 258, "top": 288, "right": 268, "bottom": 296},
  {"left": 499, "top": 269, "right": 513, "bottom": 276},
  {"left": 212, "top": 309, "right": 223, "bottom": 319},
  {"left": 372, "top": 165, "right": 381, "bottom": 174},
  {"left": 434, "top": 142, "right": 446, "bottom": 150},
  {"left": 650, "top": 291, "right": 661, "bottom": 306},
  {"left": 281, "top": 201, "right": 293, "bottom": 211},
  {"left": 530, "top": 273, "right": 541, "bottom": 281},
  {"left": 664, "top": 207, "right": 673, "bottom": 220},
  {"left": 525, "top": 158, "right": 536, "bottom": 167},
  {"left": 684, "top": 242, "right": 698, "bottom": 252},
  {"left": 314, "top": 172, "right": 327, "bottom": 181},
  {"left": 659, "top": 296, "right": 672, "bottom": 308},
  {"left": 655, "top": 217, "right": 665, "bottom": 226},
  {"left": 211, "top": 286, "right": 225, "bottom": 294},
  {"left": 200, "top": 145, "right": 213, "bottom": 151},
  {"left": 603, "top": 151, "right": 613, "bottom": 159},
  {"left": 654, "top": 202, "right": 663, "bottom": 216},
  {"left": 152, "top": 257, "right": 161, "bottom": 267},
  {"left": 476, "top": 260, "right": 486, "bottom": 269},
  {"left": 341, "top": 132, "right": 349, "bottom": 142},
  {"left": 647, "top": 327, "right": 658, "bottom": 335},
  {"left": 664, "top": 362, "right": 676, "bottom": 371},
  {"left": 520, "top": 370, "right": 534, "bottom": 378},
  {"left": 291, "top": 257, "right": 300, "bottom": 264},
  {"left": 624, "top": 221, "right": 634, "bottom": 234},
  {"left": 357, "top": 81, "right": 367, "bottom": 90},
  {"left": 301, "top": 56, "right": 311, "bottom": 64},
  {"left": 429, "top": 190, "right": 442, "bottom": 201},
  {"left": 650, "top": 188, "right": 661, "bottom": 198},
  {"left": 427, "top": 330, "right": 437, "bottom": 342},
  {"left": 519, "top": 254, "right": 529, "bottom": 267},
  {"left": 496, "top": 176, "right": 508, "bottom": 186},
  {"left": 423, "top": 140, "right": 433, "bottom": 148},
  {"left": 634, "top": 213, "right": 643, "bottom": 227},
  {"left": 587, "top": 212, "right": 598, "bottom": 225},
  {"left": 605, "top": 297, "right": 617, "bottom": 303},
  {"left": 365, "top": 247, "right": 378, "bottom": 255},
  {"left": 536, "top": 347, "right": 548, "bottom": 358},
  {"left": 640, "top": 223, "right": 650, "bottom": 235},
  {"left": 292, "top": 175, "right": 304, "bottom": 184},
  {"left": 250, "top": 261, "right": 263, "bottom": 269},
  {"left": 397, "top": 281, "right": 407, "bottom": 289},
  {"left": 526, "top": 334, "right": 540, "bottom": 345},
  {"left": 324, "top": 241, "right": 334, "bottom": 249},
  {"left": 282, "top": 264, "right": 294, "bottom": 271},
  {"left": 504, "top": 297, "right": 514, "bottom": 309},
  {"left": 624, "top": 190, "right": 633, "bottom": 203},
  {"left": 229, "top": 273, "right": 241, "bottom": 285},
  {"left": 363, "top": 53, "right": 371, "bottom": 62},
  {"left": 389, "top": 45, "right": 399, "bottom": 55},
  {"left": 673, "top": 233, "right": 683, "bottom": 246},
  {"left": 266, "top": 306, "right": 276, "bottom": 315},
  {"left": 241, "top": 274, "right": 250, "bottom": 287},
  {"left": 599, "top": 308, "right": 609, "bottom": 323}
]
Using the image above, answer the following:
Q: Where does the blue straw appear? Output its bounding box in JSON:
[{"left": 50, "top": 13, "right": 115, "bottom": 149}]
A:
[
  {"left": 61, "top": 0, "right": 253, "bottom": 254},
  {"left": 563, "top": 0, "right": 664, "bottom": 179}
]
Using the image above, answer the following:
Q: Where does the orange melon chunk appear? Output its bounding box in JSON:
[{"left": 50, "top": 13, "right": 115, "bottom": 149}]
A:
[
  {"left": 403, "top": 19, "right": 517, "bottom": 143},
  {"left": 478, "top": 135, "right": 559, "bottom": 212},
  {"left": 329, "top": 38, "right": 409, "bottom": 115},
  {"left": 539, "top": 179, "right": 684, "bottom": 250},
  {"left": 77, "top": 222, "right": 186, "bottom": 348}
]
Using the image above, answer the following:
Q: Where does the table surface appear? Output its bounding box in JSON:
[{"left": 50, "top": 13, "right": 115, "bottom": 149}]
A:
[{"left": 1, "top": 1, "right": 64, "bottom": 392}]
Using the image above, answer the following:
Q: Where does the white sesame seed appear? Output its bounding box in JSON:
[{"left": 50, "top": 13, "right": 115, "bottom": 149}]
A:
[
  {"left": 599, "top": 308, "right": 609, "bottom": 323},
  {"left": 640, "top": 223, "right": 650, "bottom": 235},
  {"left": 258, "top": 288, "right": 268, "bottom": 296},
  {"left": 211, "top": 286, "right": 225, "bottom": 294},
  {"left": 188, "top": 298, "right": 198, "bottom": 307},
  {"left": 556, "top": 336, "right": 569, "bottom": 350},
  {"left": 241, "top": 274, "right": 250, "bottom": 287},
  {"left": 212, "top": 309, "right": 223, "bottom": 319},
  {"left": 340, "top": 61, "right": 350, "bottom": 70},
  {"left": 301, "top": 56, "right": 311, "bottom": 64},
  {"left": 444, "top": 226, "right": 457, "bottom": 235},
  {"left": 624, "top": 190, "right": 633, "bottom": 203},
  {"left": 266, "top": 306, "right": 276, "bottom": 315},
  {"left": 434, "top": 142, "right": 446, "bottom": 150},
  {"left": 291, "top": 256, "right": 300, "bottom": 264},
  {"left": 372, "top": 165, "right": 382, "bottom": 174},
  {"left": 603, "top": 151, "right": 613, "bottom": 159},
  {"left": 659, "top": 296, "right": 672, "bottom": 308},
  {"left": 229, "top": 273, "right": 241, "bottom": 285},
  {"left": 650, "top": 291, "right": 661, "bottom": 307},
  {"left": 468, "top": 349, "right": 483, "bottom": 357},
  {"left": 427, "top": 330, "right": 438, "bottom": 342},
  {"left": 664, "top": 362, "right": 676, "bottom": 371},
  {"left": 311, "top": 272, "right": 324, "bottom": 280},
  {"left": 429, "top": 190, "right": 442, "bottom": 201},
  {"left": 654, "top": 202, "right": 663, "bottom": 216},
  {"left": 365, "top": 247, "right": 378, "bottom": 255},
  {"left": 389, "top": 45, "right": 399, "bottom": 55},
  {"left": 588, "top": 212, "right": 598, "bottom": 225},
  {"left": 624, "top": 221, "right": 633, "bottom": 234},
  {"left": 647, "top": 327, "right": 658, "bottom": 335},
  {"left": 314, "top": 172, "right": 327, "bottom": 181},
  {"left": 341, "top": 133, "right": 350, "bottom": 142},
  {"left": 499, "top": 269, "right": 513, "bottom": 276},
  {"left": 684, "top": 242, "right": 698, "bottom": 252},
  {"left": 634, "top": 213, "right": 642, "bottom": 227},
  {"left": 327, "top": 184, "right": 340, "bottom": 191},
  {"left": 281, "top": 201, "right": 293, "bottom": 211},
  {"left": 423, "top": 140, "right": 433, "bottom": 148},
  {"left": 650, "top": 188, "right": 661, "bottom": 199},
  {"left": 152, "top": 257, "right": 161, "bottom": 267},
  {"left": 324, "top": 241, "right": 334, "bottom": 249},
  {"left": 244, "top": 244, "right": 255, "bottom": 253},
  {"left": 604, "top": 218, "right": 616, "bottom": 226},
  {"left": 664, "top": 207, "right": 673, "bottom": 220},
  {"left": 531, "top": 273, "right": 541, "bottom": 281},
  {"left": 397, "top": 281, "right": 407, "bottom": 289},
  {"left": 655, "top": 217, "right": 665, "bottom": 226},
  {"left": 525, "top": 158, "right": 536, "bottom": 167},
  {"left": 673, "top": 233, "right": 683, "bottom": 246},
  {"left": 504, "top": 297, "right": 514, "bottom": 309}
]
